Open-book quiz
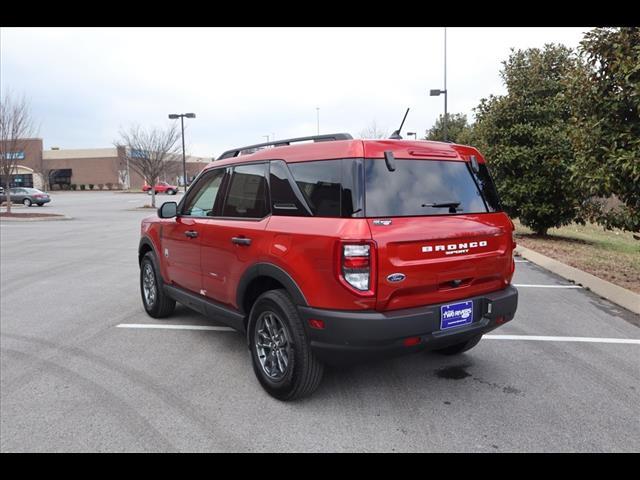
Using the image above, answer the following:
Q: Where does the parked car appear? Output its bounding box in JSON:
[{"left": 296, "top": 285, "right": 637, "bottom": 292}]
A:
[
  {"left": 142, "top": 181, "right": 178, "bottom": 195},
  {"left": 138, "top": 133, "right": 518, "bottom": 400},
  {"left": 1, "top": 187, "right": 51, "bottom": 207}
]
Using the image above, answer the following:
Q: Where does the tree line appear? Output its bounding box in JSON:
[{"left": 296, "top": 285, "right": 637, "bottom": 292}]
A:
[{"left": 424, "top": 27, "right": 639, "bottom": 236}]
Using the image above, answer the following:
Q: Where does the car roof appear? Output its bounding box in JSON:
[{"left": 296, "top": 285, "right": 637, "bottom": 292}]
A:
[{"left": 205, "top": 138, "right": 483, "bottom": 170}]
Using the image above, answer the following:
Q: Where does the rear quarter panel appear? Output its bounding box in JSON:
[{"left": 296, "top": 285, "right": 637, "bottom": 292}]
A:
[{"left": 263, "top": 216, "right": 376, "bottom": 310}]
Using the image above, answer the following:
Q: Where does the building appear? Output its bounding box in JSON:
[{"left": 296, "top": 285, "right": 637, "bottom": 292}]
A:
[{"left": 0, "top": 138, "right": 211, "bottom": 190}]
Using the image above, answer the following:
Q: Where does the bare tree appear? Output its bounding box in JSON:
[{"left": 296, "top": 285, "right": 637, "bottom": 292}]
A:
[
  {"left": 116, "top": 124, "right": 181, "bottom": 207},
  {"left": 0, "top": 92, "right": 38, "bottom": 213},
  {"left": 359, "top": 120, "right": 389, "bottom": 139}
]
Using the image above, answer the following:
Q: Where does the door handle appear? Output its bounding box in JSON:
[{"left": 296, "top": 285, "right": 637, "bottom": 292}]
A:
[
  {"left": 184, "top": 230, "right": 199, "bottom": 238},
  {"left": 231, "top": 236, "right": 252, "bottom": 246}
]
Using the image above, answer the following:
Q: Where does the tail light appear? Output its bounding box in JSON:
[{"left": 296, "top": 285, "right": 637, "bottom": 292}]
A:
[{"left": 337, "top": 242, "right": 376, "bottom": 296}]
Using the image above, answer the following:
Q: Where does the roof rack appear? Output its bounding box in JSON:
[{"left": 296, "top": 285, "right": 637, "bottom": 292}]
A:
[{"left": 217, "top": 133, "right": 353, "bottom": 160}]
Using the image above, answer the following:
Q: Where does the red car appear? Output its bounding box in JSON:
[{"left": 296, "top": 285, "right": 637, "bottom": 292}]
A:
[
  {"left": 138, "top": 134, "right": 518, "bottom": 400},
  {"left": 142, "top": 181, "right": 178, "bottom": 195}
]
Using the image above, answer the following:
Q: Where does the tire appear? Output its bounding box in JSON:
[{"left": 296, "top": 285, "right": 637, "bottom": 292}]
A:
[
  {"left": 140, "top": 251, "right": 175, "bottom": 318},
  {"left": 37, "top": 203, "right": 44, "bottom": 207},
  {"left": 248, "top": 289, "right": 324, "bottom": 401},
  {"left": 434, "top": 334, "right": 482, "bottom": 355},
  {"left": 23, "top": 198, "right": 32, "bottom": 207},
  {"left": 167, "top": 189, "right": 177, "bottom": 195}
]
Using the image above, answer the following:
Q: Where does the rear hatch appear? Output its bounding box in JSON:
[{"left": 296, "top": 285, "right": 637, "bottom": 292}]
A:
[{"left": 363, "top": 156, "right": 514, "bottom": 311}]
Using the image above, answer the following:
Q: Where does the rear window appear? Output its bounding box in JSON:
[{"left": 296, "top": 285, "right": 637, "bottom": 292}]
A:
[{"left": 364, "top": 159, "right": 499, "bottom": 217}]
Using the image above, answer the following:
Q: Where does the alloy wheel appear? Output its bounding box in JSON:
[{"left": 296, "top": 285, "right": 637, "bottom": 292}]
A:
[
  {"left": 254, "top": 311, "right": 293, "bottom": 381},
  {"left": 142, "top": 263, "right": 157, "bottom": 307}
]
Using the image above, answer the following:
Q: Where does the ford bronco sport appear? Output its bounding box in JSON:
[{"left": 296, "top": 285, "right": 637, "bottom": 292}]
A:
[{"left": 138, "top": 133, "right": 518, "bottom": 400}]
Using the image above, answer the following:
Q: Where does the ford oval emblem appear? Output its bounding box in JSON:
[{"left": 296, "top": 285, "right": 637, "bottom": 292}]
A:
[{"left": 387, "top": 273, "right": 406, "bottom": 283}]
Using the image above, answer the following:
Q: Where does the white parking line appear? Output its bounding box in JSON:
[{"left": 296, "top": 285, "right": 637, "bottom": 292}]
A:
[
  {"left": 484, "top": 335, "right": 640, "bottom": 345},
  {"left": 116, "top": 323, "right": 234, "bottom": 331},
  {"left": 514, "top": 260, "right": 529, "bottom": 263},
  {"left": 513, "top": 284, "right": 582, "bottom": 289},
  {"left": 116, "top": 324, "right": 640, "bottom": 345}
]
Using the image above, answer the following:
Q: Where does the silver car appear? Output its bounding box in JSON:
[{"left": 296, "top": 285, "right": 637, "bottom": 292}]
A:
[{"left": 0, "top": 187, "right": 51, "bottom": 207}]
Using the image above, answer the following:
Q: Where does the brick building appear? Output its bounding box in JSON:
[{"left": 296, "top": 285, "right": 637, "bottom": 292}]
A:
[{"left": 1, "top": 138, "right": 210, "bottom": 190}]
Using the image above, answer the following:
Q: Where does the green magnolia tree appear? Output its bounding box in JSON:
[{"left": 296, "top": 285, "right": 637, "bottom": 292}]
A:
[
  {"left": 472, "top": 44, "right": 583, "bottom": 235},
  {"left": 425, "top": 113, "right": 475, "bottom": 144},
  {"left": 566, "top": 27, "right": 640, "bottom": 232}
]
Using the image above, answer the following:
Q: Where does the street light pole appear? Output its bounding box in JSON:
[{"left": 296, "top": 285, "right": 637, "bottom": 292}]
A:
[
  {"left": 180, "top": 116, "right": 186, "bottom": 192},
  {"left": 168, "top": 112, "right": 196, "bottom": 192},
  {"left": 316, "top": 107, "right": 320, "bottom": 135},
  {"left": 429, "top": 27, "right": 448, "bottom": 142},
  {"left": 444, "top": 27, "right": 448, "bottom": 142}
]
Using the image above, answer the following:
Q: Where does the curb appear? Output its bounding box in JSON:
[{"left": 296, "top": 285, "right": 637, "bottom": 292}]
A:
[
  {"left": 0, "top": 215, "right": 73, "bottom": 222},
  {"left": 515, "top": 245, "right": 640, "bottom": 315}
]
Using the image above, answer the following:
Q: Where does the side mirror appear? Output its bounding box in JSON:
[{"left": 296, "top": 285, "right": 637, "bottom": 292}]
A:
[
  {"left": 470, "top": 155, "right": 480, "bottom": 173},
  {"left": 158, "top": 201, "right": 178, "bottom": 218}
]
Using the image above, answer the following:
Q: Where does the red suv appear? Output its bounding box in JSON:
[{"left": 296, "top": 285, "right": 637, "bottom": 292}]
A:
[
  {"left": 138, "top": 134, "right": 518, "bottom": 400},
  {"left": 142, "top": 181, "right": 178, "bottom": 195}
]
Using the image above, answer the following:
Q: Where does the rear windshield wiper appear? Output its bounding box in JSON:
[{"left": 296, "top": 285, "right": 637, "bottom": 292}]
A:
[{"left": 421, "top": 201, "right": 461, "bottom": 209}]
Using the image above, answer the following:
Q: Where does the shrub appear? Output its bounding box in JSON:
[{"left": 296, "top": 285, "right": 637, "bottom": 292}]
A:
[
  {"left": 472, "top": 45, "right": 583, "bottom": 235},
  {"left": 105, "top": 182, "right": 113, "bottom": 190},
  {"left": 80, "top": 184, "right": 86, "bottom": 190},
  {"left": 70, "top": 184, "right": 77, "bottom": 191},
  {"left": 98, "top": 183, "right": 104, "bottom": 190},
  {"left": 567, "top": 27, "right": 640, "bottom": 232},
  {"left": 88, "top": 184, "right": 94, "bottom": 190}
]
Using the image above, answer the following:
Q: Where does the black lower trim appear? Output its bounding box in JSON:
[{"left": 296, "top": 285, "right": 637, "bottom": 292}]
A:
[
  {"left": 164, "top": 284, "right": 246, "bottom": 332},
  {"left": 298, "top": 285, "right": 518, "bottom": 365}
]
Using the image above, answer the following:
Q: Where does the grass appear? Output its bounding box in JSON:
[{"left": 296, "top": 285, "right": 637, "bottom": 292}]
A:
[{"left": 513, "top": 220, "right": 640, "bottom": 293}]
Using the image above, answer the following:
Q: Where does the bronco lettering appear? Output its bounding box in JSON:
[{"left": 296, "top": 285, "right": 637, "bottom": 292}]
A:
[{"left": 422, "top": 240, "right": 487, "bottom": 254}]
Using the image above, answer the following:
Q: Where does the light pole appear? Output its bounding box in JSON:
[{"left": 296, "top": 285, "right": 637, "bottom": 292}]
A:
[
  {"left": 407, "top": 132, "right": 417, "bottom": 140},
  {"left": 316, "top": 107, "right": 320, "bottom": 135},
  {"left": 168, "top": 112, "right": 196, "bottom": 192},
  {"left": 429, "top": 27, "right": 448, "bottom": 141},
  {"left": 263, "top": 135, "right": 270, "bottom": 143}
]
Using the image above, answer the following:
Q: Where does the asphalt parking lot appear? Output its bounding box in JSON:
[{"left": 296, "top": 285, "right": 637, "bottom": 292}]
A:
[{"left": 1, "top": 191, "right": 639, "bottom": 452}]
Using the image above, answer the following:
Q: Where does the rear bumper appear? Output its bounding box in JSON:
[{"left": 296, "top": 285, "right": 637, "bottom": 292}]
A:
[{"left": 297, "top": 285, "right": 518, "bottom": 365}]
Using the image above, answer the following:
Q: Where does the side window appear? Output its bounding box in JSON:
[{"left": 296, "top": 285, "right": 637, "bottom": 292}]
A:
[
  {"left": 269, "top": 160, "right": 310, "bottom": 216},
  {"left": 182, "top": 169, "right": 226, "bottom": 217},
  {"left": 222, "top": 163, "right": 269, "bottom": 218},
  {"left": 288, "top": 160, "right": 342, "bottom": 217}
]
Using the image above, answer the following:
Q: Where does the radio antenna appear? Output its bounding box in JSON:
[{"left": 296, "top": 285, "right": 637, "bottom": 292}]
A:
[{"left": 389, "top": 108, "right": 410, "bottom": 139}]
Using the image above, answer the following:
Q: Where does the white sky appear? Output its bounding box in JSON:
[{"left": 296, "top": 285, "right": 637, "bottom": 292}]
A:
[{"left": 0, "top": 27, "right": 589, "bottom": 158}]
